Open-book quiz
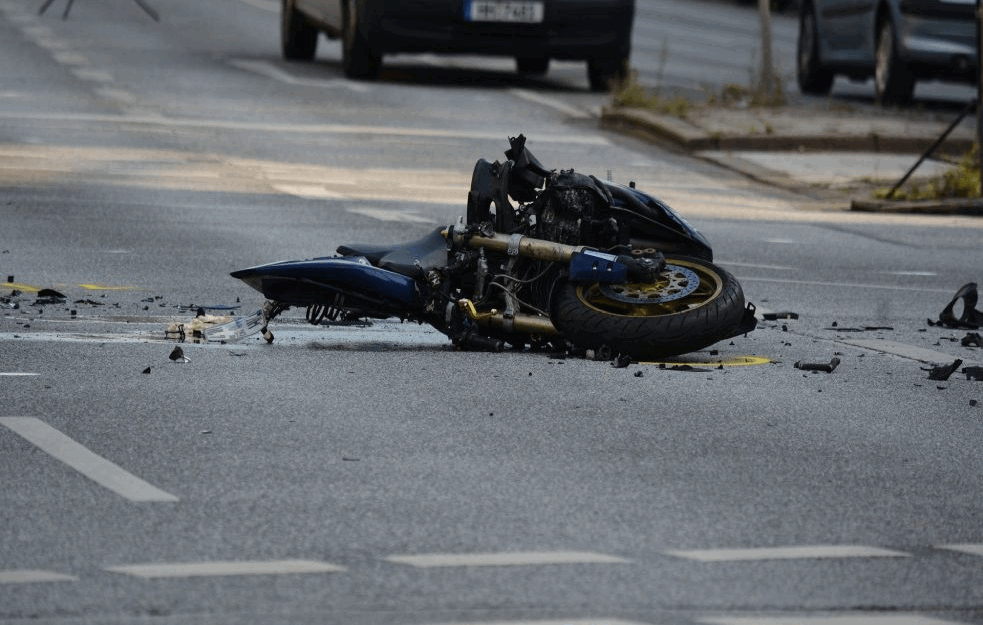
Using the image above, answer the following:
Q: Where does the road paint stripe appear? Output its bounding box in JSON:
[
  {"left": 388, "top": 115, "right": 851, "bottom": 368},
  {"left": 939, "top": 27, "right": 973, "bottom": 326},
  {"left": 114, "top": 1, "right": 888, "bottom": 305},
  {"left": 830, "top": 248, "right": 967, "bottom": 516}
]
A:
[
  {"left": 0, "top": 570, "right": 77, "bottom": 584},
  {"left": 836, "top": 339, "right": 972, "bottom": 366},
  {"left": 508, "top": 88, "right": 591, "bottom": 119},
  {"left": 346, "top": 207, "right": 432, "bottom": 223},
  {"left": 0, "top": 373, "right": 40, "bottom": 377},
  {"left": 880, "top": 270, "right": 937, "bottom": 277},
  {"left": 738, "top": 276, "right": 953, "bottom": 294},
  {"left": 272, "top": 183, "right": 346, "bottom": 200},
  {"left": 385, "top": 551, "right": 630, "bottom": 568},
  {"left": 0, "top": 112, "right": 611, "bottom": 145},
  {"left": 51, "top": 52, "right": 89, "bottom": 66},
  {"left": 94, "top": 88, "right": 136, "bottom": 104},
  {"left": 0, "top": 417, "right": 179, "bottom": 503},
  {"left": 105, "top": 559, "right": 345, "bottom": 578},
  {"left": 237, "top": 0, "right": 278, "bottom": 10},
  {"left": 666, "top": 545, "right": 910, "bottom": 562},
  {"left": 0, "top": 281, "right": 41, "bottom": 293},
  {"left": 71, "top": 68, "right": 114, "bottom": 83},
  {"left": 78, "top": 284, "right": 138, "bottom": 291},
  {"left": 763, "top": 238, "right": 797, "bottom": 244},
  {"left": 229, "top": 59, "right": 370, "bottom": 92},
  {"left": 717, "top": 261, "right": 795, "bottom": 271},
  {"left": 937, "top": 544, "right": 983, "bottom": 556},
  {"left": 34, "top": 37, "right": 70, "bottom": 50},
  {"left": 22, "top": 25, "right": 53, "bottom": 37},
  {"left": 699, "top": 615, "right": 963, "bottom": 625}
]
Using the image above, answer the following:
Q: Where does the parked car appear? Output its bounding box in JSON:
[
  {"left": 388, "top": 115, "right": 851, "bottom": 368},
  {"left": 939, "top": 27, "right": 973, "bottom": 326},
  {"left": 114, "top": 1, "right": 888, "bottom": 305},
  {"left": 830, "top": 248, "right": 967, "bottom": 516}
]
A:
[
  {"left": 797, "top": 0, "right": 977, "bottom": 104},
  {"left": 280, "top": 0, "right": 634, "bottom": 91}
]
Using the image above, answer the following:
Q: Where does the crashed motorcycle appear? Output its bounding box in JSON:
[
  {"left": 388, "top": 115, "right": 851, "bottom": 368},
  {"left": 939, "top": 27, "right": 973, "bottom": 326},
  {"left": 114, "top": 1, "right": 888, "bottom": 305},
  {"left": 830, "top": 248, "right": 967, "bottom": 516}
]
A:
[{"left": 231, "top": 136, "right": 756, "bottom": 359}]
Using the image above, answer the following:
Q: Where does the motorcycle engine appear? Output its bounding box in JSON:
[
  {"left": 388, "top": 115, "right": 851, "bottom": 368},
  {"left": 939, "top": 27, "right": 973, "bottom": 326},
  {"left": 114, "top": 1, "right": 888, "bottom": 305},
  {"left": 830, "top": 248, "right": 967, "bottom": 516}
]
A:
[{"left": 535, "top": 170, "right": 621, "bottom": 249}]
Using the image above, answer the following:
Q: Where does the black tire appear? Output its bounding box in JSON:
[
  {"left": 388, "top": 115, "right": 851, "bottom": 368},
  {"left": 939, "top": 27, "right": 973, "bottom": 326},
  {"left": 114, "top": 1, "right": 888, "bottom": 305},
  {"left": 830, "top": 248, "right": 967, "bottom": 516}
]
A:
[
  {"left": 281, "top": 0, "right": 318, "bottom": 61},
  {"left": 551, "top": 256, "right": 750, "bottom": 359},
  {"left": 587, "top": 56, "right": 628, "bottom": 92},
  {"left": 342, "top": 0, "right": 381, "bottom": 80},
  {"left": 874, "top": 18, "right": 914, "bottom": 105},
  {"left": 516, "top": 57, "right": 550, "bottom": 76},
  {"left": 796, "top": 4, "right": 833, "bottom": 95}
]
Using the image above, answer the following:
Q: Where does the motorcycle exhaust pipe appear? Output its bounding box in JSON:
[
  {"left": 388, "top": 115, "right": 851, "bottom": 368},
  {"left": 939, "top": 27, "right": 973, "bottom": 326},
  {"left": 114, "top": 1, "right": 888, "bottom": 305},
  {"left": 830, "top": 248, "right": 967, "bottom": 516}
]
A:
[
  {"left": 446, "top": 229, "right": 586, "bottom": 263},
  {"left": 458, "top": 299, "right": 557, "bottom": 335}
]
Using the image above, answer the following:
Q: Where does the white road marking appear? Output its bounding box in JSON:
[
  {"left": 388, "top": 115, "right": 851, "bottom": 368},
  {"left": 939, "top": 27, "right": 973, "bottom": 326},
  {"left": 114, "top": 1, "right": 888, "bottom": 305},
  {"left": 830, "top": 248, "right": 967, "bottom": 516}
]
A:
[
  {"left": 229, "top": 59, "right": 370, "bottom": 92},
  {"left": 22, "top": 25, "right": 53, "bottom": 37},
  {"left": 666, "top": 545, "right": 910, "bottom": 562},
  {"left": 94, "top": 88, "right": 136, "bottom": 104},
  {"left": 699, "top": 615, "right": 963, "bottom": 625},
  {"left": 836, "top": 339, "right": 973, "bottom": 365},
  {"left": 347, "top": 207, "right": 433, "bottom": 223},
  {"left": 937, "top": 544, "right": 983, "bottom": 556},
  {"left": 0, "top": 570, "right": 78, "bottom": 584},
  {"left": 237, "top": 0, "right": 278, "bottom": 10},
  {"left": 508, "top": 88, "right": 591, "bottom": 119},
  {"left": 71, "top": 68, "right": 114, "bottom": 83},
  {"left": 0, "top": 417, "right": 179, "bottom": 503},
  {"left": 738, "top": 276, "right": 953, "bottom": 294},
  {"left": 880, "top": 270, "right": 937, "bottom": 277},
  {"left": 385, "top": 551, "right": 630, "bottom": 568},
  {"left": 34, "top": 37, "right": 70, "bottom": 50},
  {"left": 431, "top": 621, "right": 650, "bottom": 625},
  {"left": 0, "top": 372, "right": 40, "bottom": 376},
  {"left": 763, "top": 238, "right": 798, "bottom": 244},
  {"left": 51, "top": 52, "right": 89, "bottom": 66},
  {"left": 272, "top": 183, "right": 346, "bottom": 200},
  {"left": 0, "top": 111, "right": 611, "bottom": 145},
  {"left": 717, "top": 261, "right": 796, "bottom": 271},
  {"left": 105, "top": 559, "right": 345, "bottom": 578}
]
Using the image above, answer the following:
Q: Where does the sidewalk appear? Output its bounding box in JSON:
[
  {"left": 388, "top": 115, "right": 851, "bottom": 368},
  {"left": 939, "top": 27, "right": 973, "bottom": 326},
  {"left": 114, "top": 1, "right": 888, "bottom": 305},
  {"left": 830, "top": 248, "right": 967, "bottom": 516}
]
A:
[{"left": 601, "top": 98, "right": 981, "bottom": 214}]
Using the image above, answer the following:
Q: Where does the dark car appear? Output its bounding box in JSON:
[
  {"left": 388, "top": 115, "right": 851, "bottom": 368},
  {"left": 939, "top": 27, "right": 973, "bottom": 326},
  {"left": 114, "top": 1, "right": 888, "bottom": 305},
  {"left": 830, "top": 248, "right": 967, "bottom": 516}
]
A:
[
  {"left": 280, "top": 0, "right": 634, "bottom": 91},
  {"left": 797, "top": 0, "right": 977, "bottom": 104}
]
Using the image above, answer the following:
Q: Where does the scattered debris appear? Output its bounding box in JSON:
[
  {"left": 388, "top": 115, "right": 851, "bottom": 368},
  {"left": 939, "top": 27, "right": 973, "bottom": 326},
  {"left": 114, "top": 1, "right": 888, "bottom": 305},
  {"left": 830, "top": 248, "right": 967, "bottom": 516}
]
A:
[
  {"left": 34, "top": 289, "right": 66, "bottom": 305},
  {"left": 964, "top": 366, "right": 983, "bottom": 381},
  {"left": 864, "top": 326, "right": 894, "bottom": 331},
  {"left": 634, "top": 370, "right": 644, "bottom": 378},
  {"left": 962, "top": 332, "right": 982, "bottom": 347},
  {"left": 763, "top": 312, "right": 798, "bottom": 320},
  {"left": 165, "top": 309, "right": 263, "bottom": 343},
  {"left": 709, "top": 350, "right": 719, "bottom": 355},
  {"left": 141, "top": 367, "right": 151, "bottom": 374},
  {"left": 168, "top": 346, "right": 189, "bottom": 363},
  {"left": 612, "top": 354, "right": 631, "bottom": 368},
  {"left": 794, "top": 358, "right": 841, "bottom": 373},
  {"left": 922, "top": 359, "right": 963, "bottom": 381},
  {"left": 928, "top": 283, "right": 983, "bottom": 329},
  {"left": 200, "top": 430, "right": 212, "bottom": 435},
  {"left": 342, "top": 457, "right": 360, "bottom": 461},
  {"left": 659, "top": 364, "right": 713, "bottom": 372},
  {"left": 74, "top": 298, "right": 104, "bottom": 306},
  {"left": 970, "top": 399, "right": 978, "bottom": 407},
  {"left": 828, "top": 327, "right": 865, "bottom": 332}
]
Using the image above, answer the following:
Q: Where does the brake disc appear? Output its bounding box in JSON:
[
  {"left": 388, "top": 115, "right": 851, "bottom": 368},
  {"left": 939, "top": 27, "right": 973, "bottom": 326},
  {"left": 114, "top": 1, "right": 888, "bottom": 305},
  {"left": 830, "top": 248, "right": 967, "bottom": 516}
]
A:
[{"left": 599, "top": 263, "right": 700, "bottom": 304}]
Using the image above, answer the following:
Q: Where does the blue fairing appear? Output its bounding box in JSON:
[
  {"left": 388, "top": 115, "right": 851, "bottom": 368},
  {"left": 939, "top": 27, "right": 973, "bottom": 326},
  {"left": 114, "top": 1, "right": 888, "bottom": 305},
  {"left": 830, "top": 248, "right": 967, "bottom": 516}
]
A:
[{"left": 230, "top": 256, "right": 419, "bottom": 310}]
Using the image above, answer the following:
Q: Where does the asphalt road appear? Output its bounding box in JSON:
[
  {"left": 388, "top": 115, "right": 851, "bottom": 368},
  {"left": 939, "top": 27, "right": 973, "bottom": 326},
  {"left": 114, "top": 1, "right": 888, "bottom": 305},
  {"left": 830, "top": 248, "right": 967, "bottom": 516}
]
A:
[{"left": 1, "top": 1, "right": 983, "bottom": 625}]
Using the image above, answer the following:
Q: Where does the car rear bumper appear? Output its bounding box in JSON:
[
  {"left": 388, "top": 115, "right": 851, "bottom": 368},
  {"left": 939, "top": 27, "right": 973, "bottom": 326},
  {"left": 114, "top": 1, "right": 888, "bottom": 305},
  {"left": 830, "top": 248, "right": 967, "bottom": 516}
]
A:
[
  {"left": 360, "top": 0, "right": 633, "bottom": 59},
  {"left": 899, "top": 5, "right": 977, "bottom": 79}
]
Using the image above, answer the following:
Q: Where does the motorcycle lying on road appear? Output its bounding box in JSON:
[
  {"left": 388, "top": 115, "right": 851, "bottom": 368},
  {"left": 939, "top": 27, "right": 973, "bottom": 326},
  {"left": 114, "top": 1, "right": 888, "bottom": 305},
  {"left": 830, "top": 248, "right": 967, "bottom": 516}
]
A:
[{"left": 232, "top": 136, "right": 756, "bottom": 359}]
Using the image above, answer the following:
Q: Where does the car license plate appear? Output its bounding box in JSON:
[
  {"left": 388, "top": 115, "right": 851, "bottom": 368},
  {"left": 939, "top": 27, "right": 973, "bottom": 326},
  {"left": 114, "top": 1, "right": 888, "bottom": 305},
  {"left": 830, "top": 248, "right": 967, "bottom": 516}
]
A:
[{"left": 466, "top": 0, "right": 544, "bottom": 23}]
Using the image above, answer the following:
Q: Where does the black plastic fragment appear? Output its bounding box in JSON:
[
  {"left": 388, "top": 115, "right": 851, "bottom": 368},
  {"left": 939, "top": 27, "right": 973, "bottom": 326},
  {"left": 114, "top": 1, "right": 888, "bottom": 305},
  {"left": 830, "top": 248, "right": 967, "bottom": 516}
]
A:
[
  {"left": 659, "top": 364, "right": 713, "bottom": 372},
  {"left": 930, "top": 283, "right": 983, "bottom": 329},
  {"left": 964, "top": 366, "right": 983, "bottom": 381},
  {"left": 35, "top": 289, "right": 66, "bottom": 305},
  {"left": 168, "top": 346, "right": 185, "bottom": 362},
  {"left": 962, "top": 332, "right": 983, "bottom": 347},
  {"left": 612, "top": 354, "right": 631, "bottom": 368},
  {"left": 763, "top": 312, "right": 798, "bottom": 320},
  {"left": 922, "top": 359, "right": 963, "bottom": 381},
  {"left": 634, "top": 370, "right": 644, "bottom": 378},
  {"left": 141, "top": 367, "right": 151, "bottom": 374},
  {"left": 794, "top": 357, "right": 840, "bottom": 373}
]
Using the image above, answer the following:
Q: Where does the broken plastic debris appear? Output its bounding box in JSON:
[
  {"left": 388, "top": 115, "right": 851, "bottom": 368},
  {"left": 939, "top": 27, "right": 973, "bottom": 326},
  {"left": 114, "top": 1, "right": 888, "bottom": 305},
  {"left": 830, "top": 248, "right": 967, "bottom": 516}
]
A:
[
  {"left": 922, "top": 359, "right": 963, "bottom": 381},
  {"left": 165, "top": 309, "right": 263, "bottom": 343},
  {"left": 963, "top": 366, "right": 983, "bottom": 381},
  {"left": 659, "top": 364, "right": 713, "bottom": 372},
  {"left": 34, "top": 289, "right": 66, "bottom": 305},
  {"left": 611, "top": 354, "right": 631, "bottom": 368},
  {"left": 168, "top": 346, "right": 189, "bottom": 363},
  {"left": 962, "top": 333, "right": 982, "bottom": 348},
  {"left": 929, "top": 283, "right": 983, "bottom": 329},
  {"left": 794, "top": 358, "right": 841, "bottom": 373},
  {"left": 763, "top": 312, "right": 798, "bottom": 320}
]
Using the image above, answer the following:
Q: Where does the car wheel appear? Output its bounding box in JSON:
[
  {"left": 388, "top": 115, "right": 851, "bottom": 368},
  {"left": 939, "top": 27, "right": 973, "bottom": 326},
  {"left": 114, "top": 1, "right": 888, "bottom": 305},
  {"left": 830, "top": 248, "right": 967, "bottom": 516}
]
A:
[
  {"left": 281, "top": 0, "right": 318, "bottom": 61},
  {"left": 342, "top": 0, "right": 381, "bottom": 79},
  {"left": 796, "top": 5, "right": 833, "bottom": 95},
  {"left": 516, "top": 57, "right": 550, "bottom": 76},
  {"left": 874, "top": 18, "right": 914, "bottom": 105},
  {"left": 587, "top": 56, "right": 628, "bottom": 92}
]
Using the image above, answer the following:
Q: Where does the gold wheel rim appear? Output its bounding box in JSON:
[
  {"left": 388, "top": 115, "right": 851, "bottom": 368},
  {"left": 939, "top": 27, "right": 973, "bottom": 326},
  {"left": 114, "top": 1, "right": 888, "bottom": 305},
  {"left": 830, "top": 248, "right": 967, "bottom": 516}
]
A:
[{"left": 576, "top": 259, "right": 724, "bottom": 318}]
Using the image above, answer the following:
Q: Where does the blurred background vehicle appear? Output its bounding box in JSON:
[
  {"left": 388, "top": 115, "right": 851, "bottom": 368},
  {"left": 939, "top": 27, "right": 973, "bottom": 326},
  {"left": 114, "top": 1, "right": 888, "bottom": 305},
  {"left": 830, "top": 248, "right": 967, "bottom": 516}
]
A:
[
  {"left": 280, "top": 0, "right": 635, "bottom": 91},
  {"left": 796, "top": 0, "right": 977, "bottom": 105}
]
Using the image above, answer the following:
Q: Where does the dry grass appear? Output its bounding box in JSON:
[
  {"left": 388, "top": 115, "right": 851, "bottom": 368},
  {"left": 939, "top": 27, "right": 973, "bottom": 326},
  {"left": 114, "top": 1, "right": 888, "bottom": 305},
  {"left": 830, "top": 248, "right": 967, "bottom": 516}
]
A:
[{"left": 876, "top": 144, "right": 981, "bottom": 200}]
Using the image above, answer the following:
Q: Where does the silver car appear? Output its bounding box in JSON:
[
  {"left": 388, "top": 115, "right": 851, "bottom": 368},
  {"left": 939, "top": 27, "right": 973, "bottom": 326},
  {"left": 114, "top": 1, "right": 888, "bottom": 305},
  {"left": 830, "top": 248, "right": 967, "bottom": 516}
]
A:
[{"left": 797, "top": 0, "right": 977, "bottom": 104}]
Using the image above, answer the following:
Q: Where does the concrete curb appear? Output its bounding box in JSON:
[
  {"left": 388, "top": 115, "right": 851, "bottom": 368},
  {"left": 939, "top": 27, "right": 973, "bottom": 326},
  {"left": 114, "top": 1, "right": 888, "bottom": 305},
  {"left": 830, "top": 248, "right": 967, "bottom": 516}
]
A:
[
  {"left": 851, "top": 197, "right": 983, "bottom": 215},
  {"left": 600, "top": 106, "right": 975, "bottom": 154}
]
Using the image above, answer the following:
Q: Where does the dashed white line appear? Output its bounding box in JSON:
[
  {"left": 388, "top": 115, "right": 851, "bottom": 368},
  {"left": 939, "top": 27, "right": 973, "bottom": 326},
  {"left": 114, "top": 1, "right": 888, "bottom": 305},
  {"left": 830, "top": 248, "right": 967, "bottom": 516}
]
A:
[
  {"left": 937, "top": 543, "right": 983, "bottom": 557},
  {"left": 763, "top": 238, "right": 798, "bottom": 244},
  {"left": 0, "top": 372, "right": 40, "bottom": 376},
  {"left": 0, "top": 417, "right": 179, "bottom": 503},
  {"left": 71, "top": 68, "right": 114, "bottom": 83},
  {"left": 272, "top": 183, "right": 346, "bottom": 200},
  {"left": 0, "top": 570, "right": 78, "bottom": 584},
  {"left": 665, "top": 545, "right": 910, "bottom": 562},
  {"left": 346, "top": 207, "right": 433, "bottom": 223},
  {"left": 508, "top": 88, "right": 591, "bottom": 119},
  {"left": 717, "top": 260, "right": 796, "bottom": 271},
  {"left": 51, "top": 52, "right": 89, "bottom": 66},
  {"left": 384, "top": 551, "right": 630, "bottom": 568},
  {"left": 229, "top": 59, "right": 370, "bottom": 92},
  {"left": 94, "top": 88, "right": 136, "bottom": 104},
  {"left": 105, "top": 559, "right": 346, "bottom": 578},
  {"left": 738, "top": 276, "right": 953, "bottom": 294},
  {"left": 836, "top": 339, "right": 973, "bottom": 365},
  {"left": 699, "top": 615, "right": 964, "bottom": 625},
  {"left": 880, "top": 270, "right": 938, "bottom": 277},
  {"left": 34, "top": 37, "right": 70, "bottom": 50}
]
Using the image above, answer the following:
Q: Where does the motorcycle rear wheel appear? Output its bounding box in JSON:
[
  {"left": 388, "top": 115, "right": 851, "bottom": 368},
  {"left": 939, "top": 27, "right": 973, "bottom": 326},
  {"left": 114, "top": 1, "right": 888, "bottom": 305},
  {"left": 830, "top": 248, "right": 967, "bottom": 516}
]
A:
[{"left": 551, "top": 256, "right": 748, "bottom": 359}]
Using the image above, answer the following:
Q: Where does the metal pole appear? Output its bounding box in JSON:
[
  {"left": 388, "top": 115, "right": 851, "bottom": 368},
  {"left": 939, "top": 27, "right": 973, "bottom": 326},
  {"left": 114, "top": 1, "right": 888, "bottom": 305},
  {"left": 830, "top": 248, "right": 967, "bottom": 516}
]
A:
[
  {"left": 887, "top": 98, "right": 976, "bottom": 198},
  {"left": 758, "top": 0, "right": 774, "bottom": 99}
]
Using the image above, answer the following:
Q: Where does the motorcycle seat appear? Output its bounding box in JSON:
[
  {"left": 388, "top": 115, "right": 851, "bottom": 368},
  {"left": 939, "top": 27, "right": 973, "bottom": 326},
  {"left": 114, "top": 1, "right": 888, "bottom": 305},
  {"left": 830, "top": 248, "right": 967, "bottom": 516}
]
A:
[{"left": 336, "top": 227, "right": 449, "bottom": 278}]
